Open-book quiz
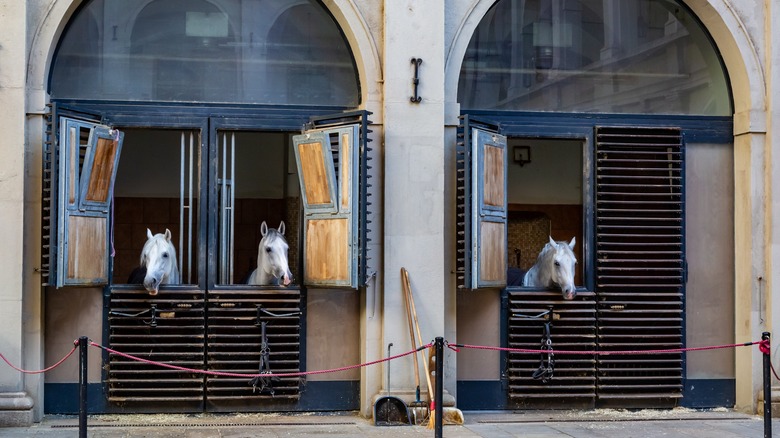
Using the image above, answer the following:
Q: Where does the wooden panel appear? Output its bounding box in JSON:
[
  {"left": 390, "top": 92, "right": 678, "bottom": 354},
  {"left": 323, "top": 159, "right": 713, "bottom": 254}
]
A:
[
  {"left": 483, "top": 144, "right": 504, "bottom": 207},
  {"left": 479, "top": 221, "right": 505, "bottom": 282},
  {"left": 85, "top": 136, "right": 118, "bottom": 202},
  {"left": 340, "top": 131, "right": 351, "bottom": 210},
  {"left": 67, "top": 215, "right": 107, "bottom": 280},
  {"left": 298, "top": 141, "right": 332, "bottom": 205},
  {"left": 305, "top": 218, "right": 348, "bottom": 282}
]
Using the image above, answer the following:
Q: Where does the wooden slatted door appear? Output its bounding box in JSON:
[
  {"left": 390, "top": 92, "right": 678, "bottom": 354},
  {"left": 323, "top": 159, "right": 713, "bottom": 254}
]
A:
[
  {"left": 205, "top": 289, "right": 302, "bottom": 411},
  {"left": 107, "top": 289, "right": 206, "bottom": 410},
  {"left": 506, "top": 291, "right": 597, "bottom": 408},
  {"left": 595, "top": 126, "right": 685, "bottom": 407}
]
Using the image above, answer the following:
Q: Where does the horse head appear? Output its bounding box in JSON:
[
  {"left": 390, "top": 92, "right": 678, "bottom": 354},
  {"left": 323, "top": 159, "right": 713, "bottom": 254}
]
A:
[
  {"left": 250, "top": 221, "right": 292, "bottom": 286},
  {"left": 547, "top": 236, "right": 577, "bottom": 300},
  {"left": 140, "top": 228, "right": 180, "bottom": 295}
]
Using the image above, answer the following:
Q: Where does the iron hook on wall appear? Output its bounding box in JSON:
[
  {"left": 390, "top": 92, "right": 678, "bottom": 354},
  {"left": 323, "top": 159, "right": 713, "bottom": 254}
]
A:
[{"left": 410, "top": 58, "right": 422, "bottom": 103}]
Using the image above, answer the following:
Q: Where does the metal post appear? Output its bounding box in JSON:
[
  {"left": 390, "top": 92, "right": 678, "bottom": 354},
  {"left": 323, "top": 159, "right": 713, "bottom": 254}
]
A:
[
  {"left": 78, "top": 336, "right": 88, "bottom": 438},
  {"left": 763, "top": 332, "right": 772, "bottom": 438},
  {"left": 435, "top": 337, "right": 443, "bottom": 438}
]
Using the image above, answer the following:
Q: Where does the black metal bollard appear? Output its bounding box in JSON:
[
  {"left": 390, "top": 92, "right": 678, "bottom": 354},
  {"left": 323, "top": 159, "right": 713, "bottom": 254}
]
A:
[
  {"left": 763, "top": 332, "right": 772, "bottom": 438},
  {"left": 79, "top": 336, "right": 88, "bottom": 438},
  {"left": 435, "top": 337, "right": 443, "bottom": 438}
]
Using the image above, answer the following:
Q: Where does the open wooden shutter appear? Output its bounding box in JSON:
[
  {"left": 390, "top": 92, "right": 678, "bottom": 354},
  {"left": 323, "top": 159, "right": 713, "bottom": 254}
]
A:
[
  {"left": 293, "top": 111, "right": 372, "bottom": 288},
  {"left": 55, "top": 116, "right": 123, "bottom": 287},
  {"left": 456, "top": 115, "right": 508, "bottom": 289}
]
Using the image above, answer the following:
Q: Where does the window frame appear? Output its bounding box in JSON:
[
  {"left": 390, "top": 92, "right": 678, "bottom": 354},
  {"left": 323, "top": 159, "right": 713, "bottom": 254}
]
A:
[{"left": 460, "top": 110, "right": 732, "bottom": 293}]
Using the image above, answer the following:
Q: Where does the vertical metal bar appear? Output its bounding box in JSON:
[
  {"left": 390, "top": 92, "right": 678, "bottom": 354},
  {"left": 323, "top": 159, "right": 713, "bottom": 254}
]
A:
[
  {"left": 179, "top": 132, "right": 185, "bottom": 280},
  {"left": 435, "top": 336, "right": 443, "bottom": 438},
  {"left": 188, "top": 132, "right": 194, "bottom": 284},
  {"left": 78, "top": 336, "right": 88, "bottom": 438},
  {"left": 763, "top": 332, "right": 772, "bottom": 438},
  {"left": 220, "top": 132, "right": 227, "bottom": 284},
  {"left": 230, "top": 132, "right": 236, "bottom": 284}
]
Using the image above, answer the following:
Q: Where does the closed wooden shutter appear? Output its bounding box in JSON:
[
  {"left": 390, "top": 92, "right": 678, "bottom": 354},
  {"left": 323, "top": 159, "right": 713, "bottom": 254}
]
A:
[{"left": 595, "top": 126, "right": 684, "bottom": 407}]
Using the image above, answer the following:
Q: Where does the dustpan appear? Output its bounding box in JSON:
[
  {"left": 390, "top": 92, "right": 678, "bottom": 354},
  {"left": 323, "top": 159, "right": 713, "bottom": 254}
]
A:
[
  {"left": 374, "top": 343, "right": 411, "bottom": 426},
  {"left": 374, "top": 396, "right": 412, "bottom": 426}
]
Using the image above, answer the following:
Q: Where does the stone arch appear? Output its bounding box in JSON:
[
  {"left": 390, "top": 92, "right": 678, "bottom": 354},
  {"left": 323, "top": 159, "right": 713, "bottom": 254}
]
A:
[{"left": 444, "top": 0, "right": 764, "bottom": 124}]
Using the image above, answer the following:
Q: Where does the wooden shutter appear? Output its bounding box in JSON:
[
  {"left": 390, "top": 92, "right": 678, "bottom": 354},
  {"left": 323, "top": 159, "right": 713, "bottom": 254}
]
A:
[
  {"left": 294, "top": 112, "right": 372, "bottom": 288},
  {"left": 594, "top": 126, "right": 684, "bottom": 406},
  {"left": 55, "top": 117, "right": 123, "bottom": 287},
  {"left": 456, "top": 116, "right": 508, "bottom": 289}
]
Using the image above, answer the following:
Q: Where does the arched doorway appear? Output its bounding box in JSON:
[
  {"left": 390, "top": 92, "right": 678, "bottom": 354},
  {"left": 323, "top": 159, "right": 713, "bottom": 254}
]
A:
[
  {"left": 455, "top": 0, "right": 734, "bottom": 410},
  {"left": 43, "top": 0, "right": 366, "bottom": 414}
]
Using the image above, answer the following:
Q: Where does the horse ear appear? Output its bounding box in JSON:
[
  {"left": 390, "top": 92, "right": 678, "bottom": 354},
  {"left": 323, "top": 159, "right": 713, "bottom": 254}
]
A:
[
  {"left": 568, "top": 237, "right": 576, "bottom": 249},
  {"left": 548, "top": 236, "right": 556, "bottom": 247},
  {"left": 261, "top": 221, "right": 268, "bottom": 236},
  {"left": 278, "top": 221, "right": 285, "bottom": 235},
  {"left": 164, "top": 229, "right": 172, "bottom": 241},
  {"left": 147, "top": 228, "right": 153, "bottom": 240}
]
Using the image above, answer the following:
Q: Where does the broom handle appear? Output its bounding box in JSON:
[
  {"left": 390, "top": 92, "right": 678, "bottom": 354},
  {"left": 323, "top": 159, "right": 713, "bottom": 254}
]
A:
[
  {"left": 403, "top": 268, "right": 435, "bottom": 402},
  {"left": 401, "top": 268, "right": 421, "bottom": 393}
]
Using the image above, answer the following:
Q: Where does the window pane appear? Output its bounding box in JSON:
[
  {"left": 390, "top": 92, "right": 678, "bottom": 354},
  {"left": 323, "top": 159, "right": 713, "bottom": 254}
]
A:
[
  {"left": 216, "top": 131, "right": 298, "bottom": 286},
  {"left": 459, "top": 0, "right": 730, "bottom": 115},
  {"left": 112, "top": 129, "right": 200, "bottom": 286},
  {"left": 507, "top": 138, "right": 584, "bottom": 288},
  {"left": 50, "top": 0, "right": 359, "bottom": 106}
]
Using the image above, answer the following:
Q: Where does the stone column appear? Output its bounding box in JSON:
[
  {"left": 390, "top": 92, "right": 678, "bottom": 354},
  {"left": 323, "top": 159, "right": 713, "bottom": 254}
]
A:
[
  {"left": 767, "top": 0, "right": 780, "bottom": 417},
  {"left": 380, "top": 0, "right": 448, "bottom": 407},
  {"left": 0, "top": 0, "right": 34, "bottom": 426}
]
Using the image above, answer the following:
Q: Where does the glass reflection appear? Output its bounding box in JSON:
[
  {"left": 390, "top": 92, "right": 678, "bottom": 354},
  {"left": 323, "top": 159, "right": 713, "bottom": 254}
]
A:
[
  {"left": 50, "top": 0, "right": 359, "bottom": 106},
  {"left": 458, "top": 0, "right": 730, "bottom": 115}
]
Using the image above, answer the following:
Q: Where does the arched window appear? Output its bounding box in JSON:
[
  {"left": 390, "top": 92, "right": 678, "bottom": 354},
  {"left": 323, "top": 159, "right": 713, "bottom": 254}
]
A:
[
  {"left": 458, "top": 0, "right": 730, "bottom": 115},
  {"left": 50, "top": 0, "right": 359, "bottom": 106}
]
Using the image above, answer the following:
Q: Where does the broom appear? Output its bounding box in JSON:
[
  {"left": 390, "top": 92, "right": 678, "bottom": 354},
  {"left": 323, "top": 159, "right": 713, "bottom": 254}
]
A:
[
  {"left": 401, "top": 268, "right": 428, "bottom": 424},
  {"left": 401, "top": 268, "right": 464, "bottom": 429}
]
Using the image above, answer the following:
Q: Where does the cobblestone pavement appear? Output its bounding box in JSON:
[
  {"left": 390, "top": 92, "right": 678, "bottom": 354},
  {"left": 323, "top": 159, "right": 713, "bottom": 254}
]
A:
[{"left": 0, "top": 408, "right": 776, "bottom": 437}]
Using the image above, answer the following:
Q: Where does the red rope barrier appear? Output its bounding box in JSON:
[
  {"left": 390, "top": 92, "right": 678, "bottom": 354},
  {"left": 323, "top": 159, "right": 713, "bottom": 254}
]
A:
[
  {"left": 0, "top": 340, "right": 79, "bottom": 374},
  {"left": 450, "top": 340, "right": 764, "bottom": 356},
  {"left": 90, "top": 341, "right": 433, "bottom": 378}
]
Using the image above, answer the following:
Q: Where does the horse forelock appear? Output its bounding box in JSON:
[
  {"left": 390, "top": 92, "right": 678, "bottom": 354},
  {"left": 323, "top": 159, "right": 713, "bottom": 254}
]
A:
[
  {"left": 261, "top": 228, "right": 288, "bottom": 249},
  {"left": 142, "top": 234, "right": 177, "bottom": 268}
]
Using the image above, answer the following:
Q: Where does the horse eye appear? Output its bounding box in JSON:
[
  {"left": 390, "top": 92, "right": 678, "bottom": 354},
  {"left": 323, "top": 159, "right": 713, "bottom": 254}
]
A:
[
  {"left": 265, "top": 247, "right": 272, "bottom": 253},
  {"left": 162, "top": 252, "right": 169, "bottom": 258},
  {"left": 554, "top": 261, "right": 560, "bottom": 267}
]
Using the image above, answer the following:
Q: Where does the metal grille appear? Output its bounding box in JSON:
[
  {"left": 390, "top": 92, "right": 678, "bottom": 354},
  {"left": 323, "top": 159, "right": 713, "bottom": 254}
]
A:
[
  {"left": 205, "top": 289, "right": 302, "bottom": 410},
  {"left": 595, "top": 126, "right": 684, "bottom": 406},
  {"left": 506, "top": 291, "right": 597, "bottom": 408},
  {"left": 107, "top": 288, "right": 206, "bottom": 407}
]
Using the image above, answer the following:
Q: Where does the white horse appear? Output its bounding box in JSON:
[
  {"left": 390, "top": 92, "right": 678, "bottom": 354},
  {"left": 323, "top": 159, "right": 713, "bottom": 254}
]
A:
[
  {"left": 140, "top": 228, "right": 180, "bottom": 295},
  {"left": 523, "top": 236, "right": 577, "bottom": 300},
  {"left": 247, "top": 221, "right": 293, "bottom": 286}
]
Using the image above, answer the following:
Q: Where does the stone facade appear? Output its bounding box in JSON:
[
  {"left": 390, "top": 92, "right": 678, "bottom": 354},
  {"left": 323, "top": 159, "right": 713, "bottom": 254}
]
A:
[{"left": 0, "top": 0, "right": 778, "bottom": 426}]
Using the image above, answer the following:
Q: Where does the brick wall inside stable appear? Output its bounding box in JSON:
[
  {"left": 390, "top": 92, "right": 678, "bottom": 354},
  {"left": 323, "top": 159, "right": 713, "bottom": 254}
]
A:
[
  {"left": 508, "top": 204, "right": 583, "bottom": 285},
  {"left": 112, "top": 197, "right": 297, "bottom": 285}
]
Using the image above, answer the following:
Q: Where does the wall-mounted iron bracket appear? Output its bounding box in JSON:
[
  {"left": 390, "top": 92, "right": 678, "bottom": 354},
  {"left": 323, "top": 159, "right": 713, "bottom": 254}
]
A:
[{"left": 410, "top": 58, "right": 422, "bottom": 103}]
